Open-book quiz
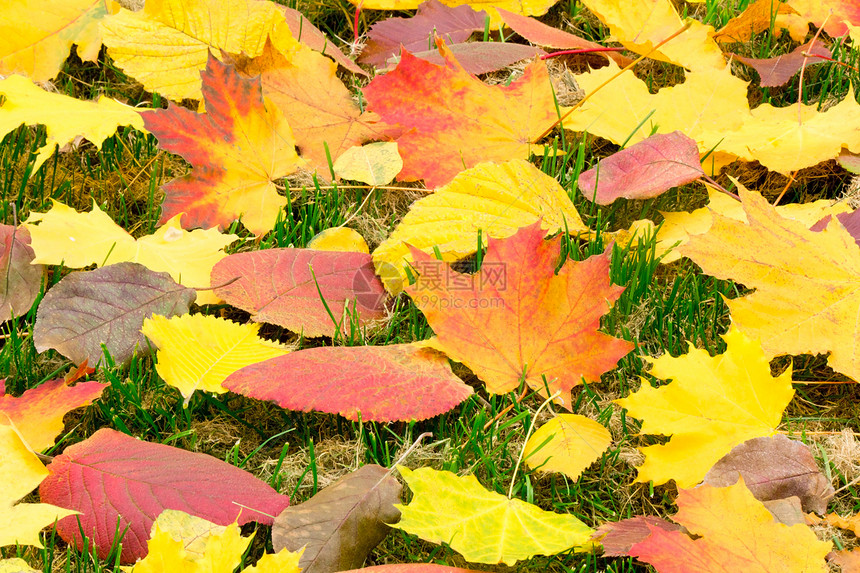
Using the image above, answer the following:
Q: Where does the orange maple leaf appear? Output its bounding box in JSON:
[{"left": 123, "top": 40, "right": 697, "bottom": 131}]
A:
[
  {"left": 231, "top": 40, "right": 391, "bottom": 176},
  {"left": 141, "top": 52, "right": 304, "bottom": 235},
  {"left": 406, "top": 221, "right": 633, "bottom": 407},
  {"left": 363, "top": 40, "right": 560, "bottom": 188}
]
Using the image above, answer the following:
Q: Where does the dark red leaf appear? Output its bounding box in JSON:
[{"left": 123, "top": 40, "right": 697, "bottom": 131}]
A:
[
  {"left": 223, "top": 343, "right": 472, "bottom": 422},
  {"left": 733, "top": 41, "right": 831, "bottom": 87},
  {"left": 211, "top": 248, "right": 387, "bottom": 338},
  {"left": 578, "top": 131, "right": 704, "bottom": 205},
  {"left": 39, "top": 428, "right": 290, "bottom": 563},
  {"left": 360, "top": 0, "right": 486, "bottom": 68}
]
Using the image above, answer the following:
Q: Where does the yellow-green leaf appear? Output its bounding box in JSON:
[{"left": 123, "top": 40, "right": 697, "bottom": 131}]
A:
[
  {"left": 333, "top": 142, "right": 403, "bottom": 186},
  {"left": 0, "top": 557, "right": 40, "bottom": 573},
  {"left": 395, "top": 466, "right": 593, "bottom": 565},
  {"left": 524, "top": 415, "right": 611, "bottom": 481},
  {"left": 0, "top": 75, "right": 144, "bottom": 174},
  {"left": 615, "top": 327, "right": 795, "bottom": 488},
  {"left": 141, "top": 314, "right": 291, "bottom": 404},
  {"left": 372, "top": 159, "right": 586, "bottom": 293}
]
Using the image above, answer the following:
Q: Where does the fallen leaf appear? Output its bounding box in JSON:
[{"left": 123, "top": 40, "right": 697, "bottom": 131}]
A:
[
  {"left": 340, "top": 567, "right": 483, "bottom": 573},
  {"left": 363, "top": 40, "right": 560, "bottom": 188},
  {"left": 230, "top": 40, "right": 389, "bottom": 176},
  {"left": 223, "top": 343, "right": 473, "bottom": 422},
  {"left": 838, "top": 149, "right": 860, "bottom": 173},
  {"left": 141, "top": 314, "right": 290, "bottom": 404},
  {"left": 34, "top": 263, "right": 196, "bottom": 366},
  {"left": 142, "top": 53, "right": 302, "bottom": 235},
  {"left": 395, "top": 466, "right": 593, "bottom": 565},
  {"left": 280, "top": 5, "right": 366, "bottom": 75},
  {"left": 334, "top": 142, "right": 403, "bottom": 185},
  {"left": 407, "top": 221, "right": 632, "bottom": 407},
  {"left": 0, "top": 375, "right": 107, "bottom": 452},
  {"left": 628, "top": 479, "right": 831, "bottom": 572},
  {"left": 497, "top": 7, "right": 633, "bottom": 66},
  {"left": 0, "top": 0, "right": 112, "bottom": 81},
  {"left": 763, "top": 496, "right": 807, "bottom": 526},
  {"left": 714, "top": 0, "right": 796, "bottom": 43},
  {"left": 777, "top": 0, "right": 860, "bottom": 41},
  {"left": 832, "top": 549, "right": 860, "bottom": 573},
  {"left": 734, "top": 41, "right": 831, "bottom": 87},
  {"left": 523, "top": 414, "right": 611, "bottom": 480},
  {"left": 23, "top": 200, "right": 237, "bottom": 305},
  {"left": 403, "top": 42, "right": 546, "bottom": 75},
  {"left": 272, "top": 464, "right": 402, "bottom": 572},
  {"left": 372, "top": 159, "right": 586, "bottom": 293},
  {"left": 0, "top": 75, "right": 145, "bottom": 174},
  {"left": 592, "top": 516, "right": 680, "bottom": 557},
  {"left": 211, "top": 248, "right": 387, "bottom": 337},
  {"left": 346, "top": 0, "right": 559, "bottom": 26},
  {"left": 0, "top": 558, "right": 40, "bottom": 573},
  {"left": 816, "top": 512, "right": 860, "bottom": 535},
  {"left": 578, "top": 131, "right": 703, "bottom": 204},
  {"left": 100, "top": 0, "right": 299, "bottom": 101},
  {"left": 0, "top": 226, "right": 42, "bottom": 322},
  {"left": 307, "top": 228, "right": 370, "bottom": 253},
  {"left": 0, "top": 418, "right": 78, "bottom": 548},
  {"left": 577, "top": 0, "right": 726, "bottom": 71},
  {"left": 360, "top": 0, "right": 486, "bottom": 68},
  {"left": 39, "top": 428, "right": 291, "bottom": 563},
  {"left": 680, "top": 187, "right": 860, "bottom": 382},
  {"left": 704, "top": 435, "right": 834, "bottom": 514},
  {"left": 615, "top": 327, "right": 795, "bottom": 487}
]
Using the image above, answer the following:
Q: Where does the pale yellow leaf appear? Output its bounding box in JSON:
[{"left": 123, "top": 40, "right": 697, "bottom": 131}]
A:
[
  {"left": 333, "top": 142, "right": 403, "bottom": 186},
  {"left": 0, "top": 558, "right": 40, "bottom": 573},
  {"left": 0, "top": 75, "right": 144, "bottom": 173},
  {"left": 141, "top": 314, "right": 290, "bottom": 404},
  {"left": 524, "top": 414, "right": 611, "bottom": 481}
]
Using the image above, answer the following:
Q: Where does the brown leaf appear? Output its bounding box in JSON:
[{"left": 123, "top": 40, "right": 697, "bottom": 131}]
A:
[
  {"left": 273, "top": 464, "right": 401, "bottom": 573},
  {"left": 762, "top": 496, "right": 806, "bottom": 526},
  {"left": 400, "top": 42, "right": 545, "bottom": 75},
  {"left": 592, "top": 516, "right": 680, "bottom": 557},
  {"left": 0, "top": 225, "right": 42, "bottom": 322},
  {"left": 703, "top": 434, "right": 834, "bottom": 514},
  {"left": 733, "top": 41, "right": 831, "bottom": 87},
  {"left": 832, "top": 548, "right": 860, "bottom": 572}
]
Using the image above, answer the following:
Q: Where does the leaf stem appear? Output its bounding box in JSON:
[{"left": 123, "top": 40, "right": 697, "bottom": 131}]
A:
[{"left": 508, "top": 390, "right": 560, "bottom": 499}]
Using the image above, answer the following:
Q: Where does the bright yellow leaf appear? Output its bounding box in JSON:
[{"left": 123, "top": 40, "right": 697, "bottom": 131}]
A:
[
  {"left": 0, "top": 0, "right": 114, "bottom": 81},
  {"left": 100, "top": 0, "right": 300, "bottom": 101},
  {"left": 333, "top": 142, "right": 403, "bottom": 186},
  {"left": 615, "top": 327, "right": 795, "bottom": 487},
  {"left": 0, "top": 418, "right": 78, "bottom": 548},
  {"left": 307, "top": 228, "right": 370, "bottom": 253},
  {"left": 242, "top": 550, "right": 302, "bottom": 573},
  {"left": 680, "top": 187, "right": 860, "bottom": 383},
  {"left": 345, "top": 0, "right": 560, "bottom": 26},
  {"left": 626, "top": 179, "right": 851, "bottom": 263},
  {"left": 23, "top": 200, "right": 237, "bottom": 304},
  {"left": 720, "top": 95, "right": 860, "bottom": 175},
  {"left": 372, "top": 159, "right": 586, "bottom": 293},
  {"left": 0, "top": 558, "right": 40, "bottom": 573},
  {"left": 524, "top": 414, "right": 611, "bottom": 481},
  {"left": 395, "top": 466, "right": 593, "bottom": 565},
  {"left": 141, "top": 314, "right": 291, "bottom": 404},
  {"left": 577, "top": 0, "right": 726, "bottom": 71},
  {"left": 0, "top": 75, "right": 144, "bottom": 174}
]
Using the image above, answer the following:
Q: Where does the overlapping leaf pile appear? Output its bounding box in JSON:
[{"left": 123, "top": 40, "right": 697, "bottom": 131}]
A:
[{"left": 1, "top": 0, "right": 859, "bottom": 571}]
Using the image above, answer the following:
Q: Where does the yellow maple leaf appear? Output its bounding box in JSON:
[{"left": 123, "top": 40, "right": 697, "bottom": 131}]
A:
[
  {"left": 0, "top": 74, "right": 144, "bottom": 174},
  {"left": 577, "top": 0, "right": 726, "bottom": 71},
  {"left": 680, "top": 187, "right": 860, "bottom": 383},
  {"left": 395, "top": 466, "right": 593, "bottom": 565},
  {"left": 0, "top": 0, "right": 114, "bottom": 81},
  {"left": 0, "top": 418, "right": 78, "bottom": 548},
  {"left": 524, "top": 414, "right": 611, "bottom": 481},
  {"left": 719, "top": 95, "right": 860, "bottom": 175},
  {"left": 567, "top": 61, "right": 749, "bottom": 172},
  {"left": 100, "top": 0, "right": 299, "bottom": 101},
  {"left": 625, "top": 179, "right": 851, "bottom": 263},
  {"left": 23, "top": 200, "right": 237, "bottom": 305},
  {"left": 615, "top": 327, "right": 795, "bottom": 487},
  {"left": 344, "top": 0, "right": 559, "bottom": 25},
  {"left": 141, "top": 314, "right": 291, "bottom": 405},
  {"left": 372, "top": 159, "right": 586, "bottom": 293}
]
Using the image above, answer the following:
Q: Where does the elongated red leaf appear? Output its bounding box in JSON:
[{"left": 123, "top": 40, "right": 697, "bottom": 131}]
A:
[
  {"left": 223, "top": 343, "right": 472, "bottom": 422},
  {"left": 341, "top": 566, "right": 483, "bottom": 572},
  {"left": 734, "top": 41, "right": 831, "bottom": 87},
  {"left": 406, "top": 42, "right": 545, "bottom": 75},
  {"left": 279, "top": 5, "right": 366, "bottom": 75},
  {"left": 578, "top": 132, "right": 704, "bottom": 205},
  {"left": 592, "top": 516, "right": 680, "bottom": 557},
  {"left": 33, "top": 262, "right": 196, "bottom": 366},
  {"left": 211, "top": 248, "right": 387, "bottom": 338},
  {"left": 360, "top": 0, "right": 486, "bottom": 67},
  {"left": 273, "top": 464, "right": 402, "bottom": 572},
  {"left": 39, "top": 428, "right": 290, "bottom": 563},
  {"left": 0, "top": 225, "right": 42, "bottom": 322},
  {"left": 0, "top": 376, "right": 106, "bottom": 452}
]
